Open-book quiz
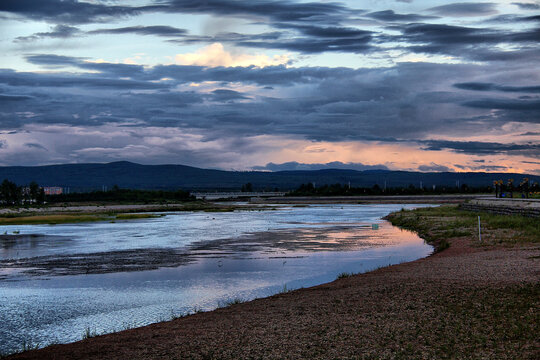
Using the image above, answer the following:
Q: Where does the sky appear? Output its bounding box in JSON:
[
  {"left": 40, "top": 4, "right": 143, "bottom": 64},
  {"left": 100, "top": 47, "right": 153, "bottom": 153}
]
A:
[{"left": 0, "top": 0, "right": 539, "bottom": 174}]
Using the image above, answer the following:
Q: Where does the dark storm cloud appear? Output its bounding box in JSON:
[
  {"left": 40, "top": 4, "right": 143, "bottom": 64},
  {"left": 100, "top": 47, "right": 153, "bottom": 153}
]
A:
[
  {"left": 278, "top": 24, "right": 371, "bottom": 39},
  {"left": 454, "top": 82, "right": 540, "bottom": 93},
  {"left": 524, "top": 14, "right": 540, "bottom": 21},
  {"left": 5, "top": 0, "right": 535, "bottom": 60},
  {"left": 0, "top": 69, "right": 167, "bottom": 90},
  {"left": 467, "top": 47, "right": 540, "bottom": 63},
  {"left": 0, "top": 0, "right": 148, "bottom": 24},
  {"left": 520, "top": 132, "right": 540, "bottom": 136},
  {"left": 0, "top": 94, "right": 33, "bottom": 102},
  {"left": 207, "top": 89, "right": 249, "bottom": 102},
  {"left": 89, "top": 25, "right": 188, "bottom": 37},
  {"left": 237, "top": 35, "right": 373, "bottom": 53},
  {"left": 394, "top": 23, "right": 540, "bottom": 60},
  {"left": 512, "top": 2, "right": 540, "bottom": 10},
  {"left": 15, "top": 25, "right": 81, "bottom": 42},
  {"left": 252, "top": 161, "right": 389, "bottom": 171},
  {"left": 169, "top": 24, "right": 374, "bottom": 54},
  {"left": 463, "top": 98, "right": 540, "bottom": 111},
  {"left": 366, "top": 10, "right": 436, "bottom": 22},
  {"left": 160, "top": 0, "right": 359, "bottom": 24},
  {"left": 169, "top": 23, "right": 375, "bottom": 54},
  {"left": 2, "top": 1, "right": 375, "bottom": 54},
  {"left": 399, "top": 23, "right": 500, "bottom": 46},
  {"left": 263, "top": 24, "right": 374, "bottom": 53},
  {"left": 25, "top": 54, "right": 146, "bottom": 77},
  {"left": 421, "top": 140, "right": 540, "bottom": 155},
  {"left": 455, "top": 164, "right": 509, "bottom": 171},
  {"left": 488, "top": 13, "right": 540, "bottom": 22},
  {"left": 417, "top": 163, "right": 452, "bottom": 172},
  {"left": 24, "top": 142, "right": 48, "bottom": 151},
  {"left": 25, "top": 54, "right": 82, "bottom": 67},
  {"left": 168, "top": 31, "right": 283, "bottom": 47},
  {"left": 426, "top": 2, "right": 499, "bottom": 17},
  {"left": 0, "top": 0, "right": 358, "bottom": 25},
  {"left": 23, "top": 54, "right": 361, "bottom": 86},
  {"left": 1, "top": 59, "right": 538, "bottom": 158}
]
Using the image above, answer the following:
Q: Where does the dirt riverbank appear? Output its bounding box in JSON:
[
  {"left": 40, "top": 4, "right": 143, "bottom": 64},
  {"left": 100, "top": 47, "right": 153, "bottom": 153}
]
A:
[{"left": 7, "top": 208, "right": 539, "bottom": 359}]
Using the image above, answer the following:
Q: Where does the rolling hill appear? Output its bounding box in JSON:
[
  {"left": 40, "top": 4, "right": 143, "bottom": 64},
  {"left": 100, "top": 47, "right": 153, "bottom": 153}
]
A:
[{"left": 0, "top": 161, "right": 537, "bottom": 192}]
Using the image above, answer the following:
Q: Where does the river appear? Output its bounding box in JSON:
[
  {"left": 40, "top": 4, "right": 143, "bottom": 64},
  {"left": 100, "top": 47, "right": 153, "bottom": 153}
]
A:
[{"left": 0, "top": 204, "right": 433, "bottom": 354}]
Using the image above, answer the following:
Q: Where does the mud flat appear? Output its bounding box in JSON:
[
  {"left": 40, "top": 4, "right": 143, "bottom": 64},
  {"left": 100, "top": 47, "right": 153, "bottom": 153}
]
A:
[
  {"left": 0, "top": 202, "right": 260, "bottom": 225},
  {"left": 0, "top": 224, "right": 405, "bottom": 280},
  {"left": 7, "top": 205, "right": 539, "bottom": 359}
]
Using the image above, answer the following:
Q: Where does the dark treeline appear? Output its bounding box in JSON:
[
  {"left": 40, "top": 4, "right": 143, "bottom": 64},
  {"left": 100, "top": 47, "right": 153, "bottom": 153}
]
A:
[
  {"left": 0, "top": 179, "right": 45, "bottom": 205},
  {"left": 288, "top": 182, "right": 495, "bottom": 197},
  {"left": 47, "top": 186, "right": 194, "bottom": 204}
]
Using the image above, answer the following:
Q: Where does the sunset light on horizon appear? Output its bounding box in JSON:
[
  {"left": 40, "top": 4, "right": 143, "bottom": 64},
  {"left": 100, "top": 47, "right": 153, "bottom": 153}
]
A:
[{"left": 0, "top": 0, "right": 539, "bottom": 174}]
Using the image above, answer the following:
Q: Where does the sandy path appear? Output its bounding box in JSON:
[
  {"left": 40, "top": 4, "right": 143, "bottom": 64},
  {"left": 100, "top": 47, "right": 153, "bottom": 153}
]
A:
[{"left": 7, "top": 233, "right": 539, "bottom": 359}]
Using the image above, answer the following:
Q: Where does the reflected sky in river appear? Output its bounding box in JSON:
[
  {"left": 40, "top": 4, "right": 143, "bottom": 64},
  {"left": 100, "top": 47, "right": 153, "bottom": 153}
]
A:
[
  {"left": 1, "top": 204, "right": 421, "bottom": 260},
  {"left": 0, "top": 204, "right": 433, "bottom": 354}
]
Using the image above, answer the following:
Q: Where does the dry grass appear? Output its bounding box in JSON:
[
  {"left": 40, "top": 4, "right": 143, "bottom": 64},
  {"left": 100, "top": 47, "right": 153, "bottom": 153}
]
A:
[
  {"left": 0, "top": 214, "right": 108, "bottom": 225},
  {"left": 386, "top": 205, "right": 540, "bottom": 248},
  {"left": 0, "top": 213, "right": 163, "bottom": 225}
]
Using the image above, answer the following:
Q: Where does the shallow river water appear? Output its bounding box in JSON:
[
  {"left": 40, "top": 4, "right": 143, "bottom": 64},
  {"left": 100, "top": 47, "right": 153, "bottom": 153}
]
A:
[{"left": 0, "top": 204, "right": 433, "bottom": 354}]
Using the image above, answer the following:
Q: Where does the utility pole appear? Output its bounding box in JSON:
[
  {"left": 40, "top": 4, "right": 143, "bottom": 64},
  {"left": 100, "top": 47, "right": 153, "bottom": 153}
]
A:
[{"left": 478, "top": 216, "right": 482, "bottom": 243}]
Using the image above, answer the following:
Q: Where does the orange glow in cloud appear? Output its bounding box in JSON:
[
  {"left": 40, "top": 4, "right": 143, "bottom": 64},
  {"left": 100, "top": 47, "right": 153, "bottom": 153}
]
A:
[
  {"left": 237, "top": 136, "right": 539, "bottom": 174},
  {"left": 175, "top": 43, "right": 290, "bottom": 67}
]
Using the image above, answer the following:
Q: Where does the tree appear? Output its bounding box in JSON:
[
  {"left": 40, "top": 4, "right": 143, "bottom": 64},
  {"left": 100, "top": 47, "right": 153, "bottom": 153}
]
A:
[
  {"left": 29, "top": 181, "right": 40, "bottom": 201},
  {"left": 0, "top": 179, "right": 20, "bottom": 205},
  {"left": 37, "top": 187, "right": 45, "bottom": 204},
  {"left": 241, "top": 183, "right": 253, "bottom": 192}
]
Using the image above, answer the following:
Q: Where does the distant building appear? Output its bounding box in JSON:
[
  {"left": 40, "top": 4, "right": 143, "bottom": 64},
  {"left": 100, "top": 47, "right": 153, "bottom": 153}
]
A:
[{"left": 43, "top": 187, "right": 63, "bottom": 195}]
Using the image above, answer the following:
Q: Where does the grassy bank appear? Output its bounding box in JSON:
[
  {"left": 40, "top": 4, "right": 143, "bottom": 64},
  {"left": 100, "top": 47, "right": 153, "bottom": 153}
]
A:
[
  {"left": 0, "top": 213, "right": 164, "bottom": 225},
  {"left": 386, "top": 205, "right": 540, "bottom": 250},
  {"left": 0, "top": 201, "right": 252, "bottom": 225}
]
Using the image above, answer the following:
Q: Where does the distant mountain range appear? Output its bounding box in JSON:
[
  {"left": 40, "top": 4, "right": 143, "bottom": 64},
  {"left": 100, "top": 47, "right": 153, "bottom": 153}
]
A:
[{"left": 0, "top": 161, "right": 537, "bottom": 192}]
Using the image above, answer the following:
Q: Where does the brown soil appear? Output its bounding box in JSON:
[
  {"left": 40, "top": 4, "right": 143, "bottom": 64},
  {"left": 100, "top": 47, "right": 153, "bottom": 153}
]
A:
[{"left": 7, "top": 233, "right": 539, "bottom": 359}]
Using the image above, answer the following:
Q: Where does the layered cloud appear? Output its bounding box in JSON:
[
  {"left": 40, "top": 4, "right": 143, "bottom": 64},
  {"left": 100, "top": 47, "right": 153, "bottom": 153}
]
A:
[
  {"left": 426, "top": 2, "right": 499, "bottom": 17},
  {"left": 252, "top": 162, "right": 389, "bottom": 172},
  {"left": 0, "top": 0, "right": 538, "bottom": 173}
]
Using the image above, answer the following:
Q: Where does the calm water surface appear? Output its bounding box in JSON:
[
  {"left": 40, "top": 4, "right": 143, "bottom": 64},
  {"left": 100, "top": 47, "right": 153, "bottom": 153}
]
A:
[{"left": 0, "top": 204, "right": 433, "bottom": 354}]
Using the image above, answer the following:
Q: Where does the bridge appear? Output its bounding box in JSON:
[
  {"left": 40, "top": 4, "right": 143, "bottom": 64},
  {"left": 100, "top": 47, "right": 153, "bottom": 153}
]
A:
[{"left": 192, "top": 192, "right": 286, "bottom": 200}]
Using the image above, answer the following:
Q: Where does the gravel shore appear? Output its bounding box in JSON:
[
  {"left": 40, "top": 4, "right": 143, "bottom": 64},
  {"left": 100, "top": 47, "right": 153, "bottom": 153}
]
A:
[{"left": 7, "top": 223, "right": 539, "bottom": 359}]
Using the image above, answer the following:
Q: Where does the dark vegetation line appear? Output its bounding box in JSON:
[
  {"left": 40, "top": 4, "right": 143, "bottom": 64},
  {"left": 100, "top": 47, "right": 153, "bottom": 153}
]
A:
[
  {"left": 1, "top": 175, "right": 538, "bottom": 207},
  {"left": 46, "top": 186, "right": 194, "bottom": 204},
  {"left": 0, "top": 180, "right": 194, "bottom": 206},
  {"left": 0, "top": 180, "right": 45, "bottom": 206},
  {"left": 287, "top": 179, "right": 538, "bottom": 198}
]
